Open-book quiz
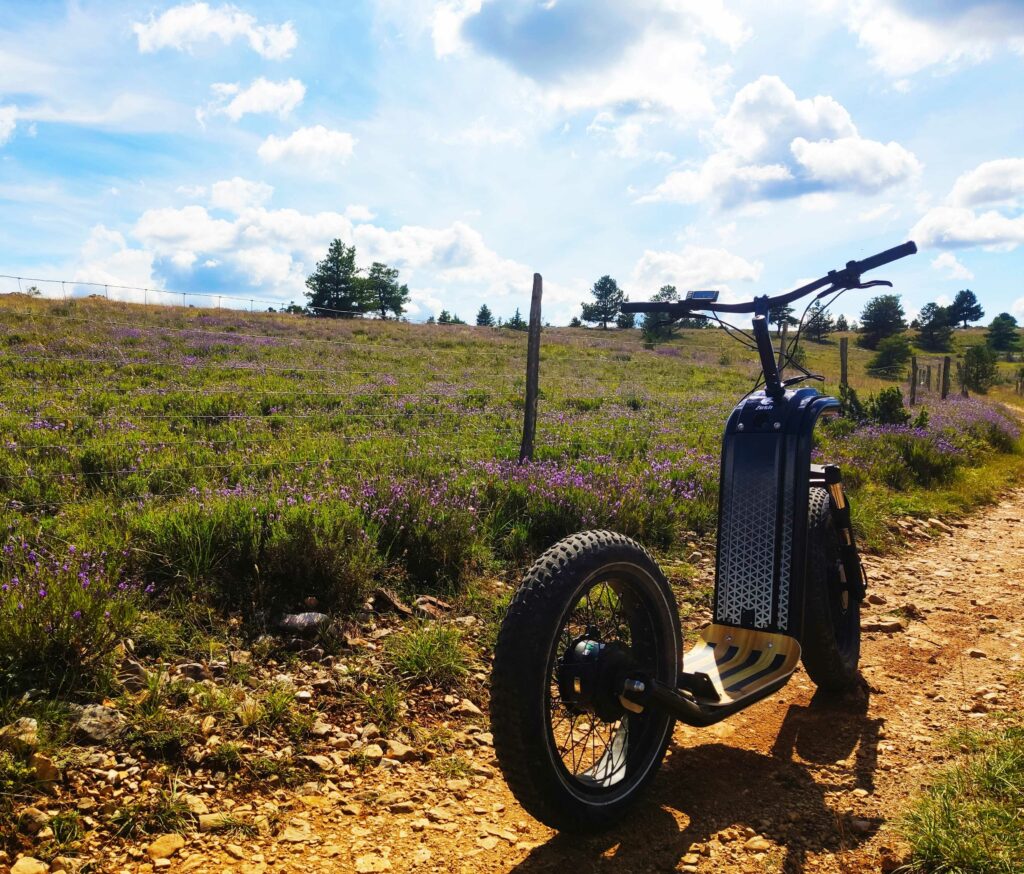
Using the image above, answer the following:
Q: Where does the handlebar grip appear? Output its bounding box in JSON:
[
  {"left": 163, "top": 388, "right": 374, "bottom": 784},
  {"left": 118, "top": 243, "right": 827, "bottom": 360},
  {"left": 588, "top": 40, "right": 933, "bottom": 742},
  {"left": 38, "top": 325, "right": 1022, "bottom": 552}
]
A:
[
  {"left": 620, "top": 302, "right": 685, "bottom": 314},
  {"left": 849, "top": 241, "right": 917, "bottom": 275}
]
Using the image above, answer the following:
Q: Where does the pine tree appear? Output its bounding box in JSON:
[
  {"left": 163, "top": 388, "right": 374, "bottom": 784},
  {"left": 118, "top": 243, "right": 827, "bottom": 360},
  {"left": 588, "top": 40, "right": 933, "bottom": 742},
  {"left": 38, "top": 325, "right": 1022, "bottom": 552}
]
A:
[
  {"left": 580, "top": 276, "right": 624, "bottom": 329},
  {"left": 438, "top": 309, "right": 452, "bottom": 324},
  {"left": 641, "top": 285, "right": 679, "bottom": 345},
  {"left": 916, "top": 302, "right": 953, "bottom": 351},
  {"left": 360, "top": 262, "right": 409, "bottom": 320},
  {"left": 963, "top": 345, "right": 997, "bottom": 392},
  {"left": 858, "top": 294, "right": 906, "bottom": 350},
  {"left": 805, "top": 301, "right": 835, "bottom": 342},
  {"left": 985, "top": 313, "right": 1020, "bottom": 351},
  {"left": 476, "top": 304, "right": 495, "bottom": 327},
  {"left": 616, "top": 300, "right": 636, "bottom": 330},
  {"left": 769, "top": 303, "right": 797, "bottom": 333},
  {"left": 505, "top": 308, "right": 528, "bottom": 331},
  {"left": 950, "top": 289, "right": 984, "bottom": 328},
  {"left": 568, "top": 316, "right": 582, "bottom": 328},
  {"left": 304, "top": 240, "right": 364, "bottom": 318},
  {"left": 835, "top": 314, "right": 849, "bottom": 332}
]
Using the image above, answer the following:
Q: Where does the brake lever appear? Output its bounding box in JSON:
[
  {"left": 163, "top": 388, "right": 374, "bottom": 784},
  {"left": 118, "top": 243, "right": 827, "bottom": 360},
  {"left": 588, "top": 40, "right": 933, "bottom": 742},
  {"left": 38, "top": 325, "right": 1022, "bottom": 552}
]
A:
[
  {"left": 853, "top": 279, "right": 892, "bottom": 290},
  {"left": 782, "top": 374, "right": 825, "bottom": 387}
]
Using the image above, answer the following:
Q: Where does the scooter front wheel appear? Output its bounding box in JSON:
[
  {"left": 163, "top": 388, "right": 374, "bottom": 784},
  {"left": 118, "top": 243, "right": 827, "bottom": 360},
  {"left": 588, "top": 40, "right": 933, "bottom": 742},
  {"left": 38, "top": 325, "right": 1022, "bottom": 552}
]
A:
[{"left": 490, "top": 530, "right": 681, "bottom": 832}]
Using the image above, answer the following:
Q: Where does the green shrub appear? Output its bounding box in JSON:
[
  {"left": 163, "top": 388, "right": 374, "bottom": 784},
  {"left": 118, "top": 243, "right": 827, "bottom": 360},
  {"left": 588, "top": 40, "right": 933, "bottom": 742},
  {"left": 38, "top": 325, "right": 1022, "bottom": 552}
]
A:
[{"left": 866, "top": 386, "right": 911, "bottom": 425}]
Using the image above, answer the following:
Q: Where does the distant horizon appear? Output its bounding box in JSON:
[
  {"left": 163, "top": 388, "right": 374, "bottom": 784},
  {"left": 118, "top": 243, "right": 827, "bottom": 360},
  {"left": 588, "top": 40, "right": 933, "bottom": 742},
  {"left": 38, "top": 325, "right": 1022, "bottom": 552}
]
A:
[{"left": 2, "top": 1, "right": 1023, "bottom": 327}]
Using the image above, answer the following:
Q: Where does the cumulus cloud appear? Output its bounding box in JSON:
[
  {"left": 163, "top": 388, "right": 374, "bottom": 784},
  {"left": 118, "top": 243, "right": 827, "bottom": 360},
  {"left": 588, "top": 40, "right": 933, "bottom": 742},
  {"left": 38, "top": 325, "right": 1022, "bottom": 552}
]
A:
[
  {"left": 434, "top": 0, "right": 746, "bottom": 124},
  {"left": 912, "top": 155, "right": 1024, "bottom": 251},
  {"left": 209, "top": 177, "right": 274, "bottom": 213},
  {"left": 116, "top": 201, "right": 582, "bottom": 317},
  {"left": 844, "top": 0, "right": 1024, "bottom": 77},
  {"left": 73, "top": 225, "right": 158, "bottom": 292},
  {"left": 931, "top": 252, "right": 974, "bottom": 280},
  {"left": 949, "top": 157, "right": 1024, "bottom": 207},
  {"left": 133, "top": 2, "right": 297, "bottom": 59},
  {"left": 258, "top": 126, "right": 356, "bottom": 167},
  {"left": 631, "top": 244, "right": 763, "bottom": 296},
  {"left": 642, "top": 76, "right": 920, "bottom": 207},
  {"left": 200, "top": 78, "right": 305, "bottom": 123},
  {"left": 790, "top": 136, "right": 921, "bottom": 193}
]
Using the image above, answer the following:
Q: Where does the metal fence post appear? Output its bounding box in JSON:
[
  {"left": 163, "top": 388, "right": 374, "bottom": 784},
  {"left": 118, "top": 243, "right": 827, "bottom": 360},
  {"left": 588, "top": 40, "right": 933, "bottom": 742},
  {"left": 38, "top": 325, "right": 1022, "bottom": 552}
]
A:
[{"left": 909, "top": 356, "right": 917, "bottom": 405}]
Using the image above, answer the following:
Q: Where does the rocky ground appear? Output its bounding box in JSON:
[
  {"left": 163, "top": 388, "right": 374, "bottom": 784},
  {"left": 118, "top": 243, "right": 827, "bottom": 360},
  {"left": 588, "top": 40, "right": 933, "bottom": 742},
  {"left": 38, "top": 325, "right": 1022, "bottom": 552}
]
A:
[{"left": 2, "top": 492, "right": 1023, "bottom": 874}]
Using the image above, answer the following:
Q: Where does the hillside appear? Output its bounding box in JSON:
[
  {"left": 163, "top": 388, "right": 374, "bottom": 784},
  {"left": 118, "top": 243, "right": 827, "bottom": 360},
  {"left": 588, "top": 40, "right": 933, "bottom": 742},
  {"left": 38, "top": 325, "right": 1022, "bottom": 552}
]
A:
[{"left": 0, "top": 293, "right": 1021, "bottom": 872}]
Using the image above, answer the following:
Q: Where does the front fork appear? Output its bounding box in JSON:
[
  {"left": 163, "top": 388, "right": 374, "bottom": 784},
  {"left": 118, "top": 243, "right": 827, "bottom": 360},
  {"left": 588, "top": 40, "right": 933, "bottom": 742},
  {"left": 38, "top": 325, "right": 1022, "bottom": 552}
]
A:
[{"left": 810, "top": 464, "right": 868, "bottom": 603}]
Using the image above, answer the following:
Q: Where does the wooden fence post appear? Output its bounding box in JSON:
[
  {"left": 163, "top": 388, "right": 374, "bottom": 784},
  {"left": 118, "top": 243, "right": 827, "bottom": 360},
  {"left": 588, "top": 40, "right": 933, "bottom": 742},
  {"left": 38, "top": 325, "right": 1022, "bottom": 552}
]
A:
[
  {"left": 925, "top": 364, "right": 932, "bottom": 391},
  {"left": 519, "top": 273, "right": 543, "bottom": 463},
  {"left": 941, "top": 356, "right": 951, "bottom": 400},
  {"left": 909, "top": 356, "right": 917, "bottom": 405},
  {"left": 957, "top": 361, "right": 969, "bottom": 397},
  {"left": 839, "top": 337, "right": 849, "bottom": 388}
]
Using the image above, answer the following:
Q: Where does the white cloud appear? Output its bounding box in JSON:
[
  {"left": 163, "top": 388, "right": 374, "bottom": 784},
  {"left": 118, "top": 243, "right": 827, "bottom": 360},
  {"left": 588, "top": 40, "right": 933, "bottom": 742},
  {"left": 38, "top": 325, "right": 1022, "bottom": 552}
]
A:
[
  {"left": 133, "top": 3, "right": 297, "bottom": 59},
  {"left": 344, "top": 204, "right": 376, "bottom": 222},
  {"left": 258, "top": 126, "right": 357, "bottom": 167},
  {"left": 790, "top": 136, "right": 921, "bottom": 193},
  {"left": 910, "top": 206, "right": 1024, "bottom": 250},
  {"left": 931, "top": 252, "right": 974, "bottom": 280},
  {"left": 74, "top": 225, "right": 158, "bottom": 292},
  {"left": 0, "top": 105, "right": 16, "bottom": 145},
  {"left": 209, "top": 177, "right": 274, "bottom": 213},
  {"left": 949, "top": 157, "right": 1024, "bottom": 207},
  {"left": 845, "top": 0, "right": 1024, "bottom": 77},
  {"left": 201, "top": 77, "right": 305, "bottom": 123},
  {"left": 446, "top": 119, "right": 525, "bottom": 147},
  {"left": 642, "top": 76, "right": 920, "bottom": 207},
  {"left": 631, "top": 244, "right": 763, "bottom": 296},
  {"left": 1013, "top": 296, "right": 1024, "bottom": 322}
]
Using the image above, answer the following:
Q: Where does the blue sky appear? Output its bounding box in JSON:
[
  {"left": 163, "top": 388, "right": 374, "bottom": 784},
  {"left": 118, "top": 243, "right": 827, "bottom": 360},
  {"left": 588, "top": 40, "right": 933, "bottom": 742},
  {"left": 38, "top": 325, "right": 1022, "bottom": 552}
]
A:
[{"left": 1, "top": 0, "right": 1023, "bottom": 325}]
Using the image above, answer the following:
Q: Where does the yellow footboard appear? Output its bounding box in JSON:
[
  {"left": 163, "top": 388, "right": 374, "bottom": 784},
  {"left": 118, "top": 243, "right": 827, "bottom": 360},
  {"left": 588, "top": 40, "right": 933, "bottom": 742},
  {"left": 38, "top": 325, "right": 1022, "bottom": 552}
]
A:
[{"left": 684, "top": 623, "right": 801, "bottom": 706}]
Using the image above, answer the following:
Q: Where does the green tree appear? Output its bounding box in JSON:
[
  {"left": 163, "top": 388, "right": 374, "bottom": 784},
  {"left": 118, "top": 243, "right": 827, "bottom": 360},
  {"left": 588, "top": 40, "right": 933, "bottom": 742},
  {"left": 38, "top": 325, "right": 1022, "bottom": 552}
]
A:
[
  {"left": 963, "top": 345, "right": 998, "bottom": 393},
  {"left": 858, "top": 294, "right": 906, "bottom": 350},
  {"left": 985, "top": 312, "right": 1020, "bottom": 352},
  {"left": 305, "top": 240, "right": 364, "bottom": 318},
  {"left": 835, "top": 314, "right": 849, "bottom": 332},
  {"left": 769, "top": 302, "right": 797, "bottom": 333},
  {"left": 949, "top": 289, "right": 984, "bottom": 328},
  {"left": 360, "top": 262, "right": 409, "bottom": 320},
  {"left": 616, "top": 301, "right": 636, "bottom": 330},
  {"left": 475, "top": 304, "right": 495, "bottom": 327},
  {"left": 581, "top": 275, "right": 624, "bottom": 329},
  {"left": 505, "top": 308, "right": 528, "bottom": 331},
  {"left": 641, "top": 285, "right": 679, "bottom": 345},
  {"left": 805, "top": 301, "right": 835, "bottom": 342},
  {"left": 867, "top": 333, "right": 912, "bottom": 378},
  {"left": 437, "top": 309, "right": 452, "bottom": 324},
  {"left": 568, "top": 316, "right": 582, "bottom": 328},
  {"left": 916, "top": 302, "right": 953, "bottom": 351},
  {"left": 284, "top": 301, "right": 304, "bottom": 315}
]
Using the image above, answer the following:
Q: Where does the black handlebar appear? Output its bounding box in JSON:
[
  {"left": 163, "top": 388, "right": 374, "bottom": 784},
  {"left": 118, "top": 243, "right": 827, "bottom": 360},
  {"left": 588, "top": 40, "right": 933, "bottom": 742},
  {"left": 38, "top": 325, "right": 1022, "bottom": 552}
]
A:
[{"left": 621, "top": 240, "right": 917, "bottom": 316}]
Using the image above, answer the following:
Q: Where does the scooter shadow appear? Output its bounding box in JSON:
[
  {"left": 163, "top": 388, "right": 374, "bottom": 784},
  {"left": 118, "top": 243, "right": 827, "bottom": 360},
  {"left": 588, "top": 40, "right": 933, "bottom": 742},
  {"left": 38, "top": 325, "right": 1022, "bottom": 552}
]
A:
[{"left": 510, "top": 686, "right": 881, "bottom": 874}]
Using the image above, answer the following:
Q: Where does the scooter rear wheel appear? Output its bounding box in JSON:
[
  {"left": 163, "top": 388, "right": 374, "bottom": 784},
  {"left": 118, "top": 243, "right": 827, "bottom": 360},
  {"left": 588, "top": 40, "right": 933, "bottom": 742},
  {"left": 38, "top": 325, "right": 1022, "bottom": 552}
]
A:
[
  {"left": 801, "top": 487, "right": 860, "bottom": 690},
  {"left": 490, "top": 530, "right": 681, "bottom": 832}
]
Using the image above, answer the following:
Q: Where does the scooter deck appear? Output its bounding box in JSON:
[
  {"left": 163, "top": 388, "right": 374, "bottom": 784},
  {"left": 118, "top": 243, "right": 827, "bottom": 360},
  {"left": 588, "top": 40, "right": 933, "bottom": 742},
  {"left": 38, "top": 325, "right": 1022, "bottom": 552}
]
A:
[{"left": 684, "top": 623, "right": 801, "bottom": 706}]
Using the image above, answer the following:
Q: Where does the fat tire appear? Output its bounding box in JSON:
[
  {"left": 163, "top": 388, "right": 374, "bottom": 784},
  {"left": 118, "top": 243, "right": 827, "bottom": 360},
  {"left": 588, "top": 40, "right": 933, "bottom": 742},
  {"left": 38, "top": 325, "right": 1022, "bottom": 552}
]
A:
[
  {"left": 801, "top": 487, "right": 860, "bottom": 690},
  {"left": 490, "top": 530, "right": 681, "bottom": 832}
]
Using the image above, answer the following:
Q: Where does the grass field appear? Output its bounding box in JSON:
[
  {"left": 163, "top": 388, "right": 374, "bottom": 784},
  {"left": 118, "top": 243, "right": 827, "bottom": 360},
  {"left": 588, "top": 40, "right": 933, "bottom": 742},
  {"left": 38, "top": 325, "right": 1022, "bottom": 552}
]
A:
[{"left": 0, "top": 292, "right": 1020, "bottom": 697}]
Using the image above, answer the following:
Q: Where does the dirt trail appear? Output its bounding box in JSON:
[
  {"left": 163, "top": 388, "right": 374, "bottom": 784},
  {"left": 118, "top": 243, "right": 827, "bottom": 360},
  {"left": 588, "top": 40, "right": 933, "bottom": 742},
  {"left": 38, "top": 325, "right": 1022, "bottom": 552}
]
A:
[{"left": 177, "top": 491, "right": 1024, "bottom": 874}]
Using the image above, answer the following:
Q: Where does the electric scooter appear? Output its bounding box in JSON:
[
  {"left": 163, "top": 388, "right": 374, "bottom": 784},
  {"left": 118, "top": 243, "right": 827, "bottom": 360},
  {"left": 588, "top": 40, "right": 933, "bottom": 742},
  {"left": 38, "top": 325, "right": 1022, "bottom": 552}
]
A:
[{"left": 489, "top": 241, "right": 918, "bottom": 832}]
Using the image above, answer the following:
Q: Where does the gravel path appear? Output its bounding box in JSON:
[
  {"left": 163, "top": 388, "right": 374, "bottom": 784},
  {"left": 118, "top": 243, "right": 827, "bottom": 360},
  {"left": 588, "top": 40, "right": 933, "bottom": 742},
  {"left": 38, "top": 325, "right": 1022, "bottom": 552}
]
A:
[{"left": 170, "top": 490, "right": 1024, "bottom": 874}]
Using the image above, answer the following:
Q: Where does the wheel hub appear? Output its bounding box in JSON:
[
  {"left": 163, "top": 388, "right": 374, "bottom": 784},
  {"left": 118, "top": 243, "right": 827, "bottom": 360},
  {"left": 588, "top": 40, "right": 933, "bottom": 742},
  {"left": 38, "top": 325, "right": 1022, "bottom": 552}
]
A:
[{"left": 557, "top": 636, "right": 635, "bottom": 722}]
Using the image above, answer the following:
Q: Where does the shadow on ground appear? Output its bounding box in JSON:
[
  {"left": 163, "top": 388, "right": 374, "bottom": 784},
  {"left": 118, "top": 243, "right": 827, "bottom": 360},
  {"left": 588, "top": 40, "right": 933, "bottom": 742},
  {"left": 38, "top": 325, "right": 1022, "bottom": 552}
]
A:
[{"left": 512, "top": 686, "right": 882, "bottom": 874}]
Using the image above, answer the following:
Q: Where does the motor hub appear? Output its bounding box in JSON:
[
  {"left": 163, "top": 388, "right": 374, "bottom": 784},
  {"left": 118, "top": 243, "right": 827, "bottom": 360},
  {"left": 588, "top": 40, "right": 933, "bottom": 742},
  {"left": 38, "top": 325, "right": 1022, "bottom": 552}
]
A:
[{"left": 557, "top": 636, "right": 636, "bottom": 723}]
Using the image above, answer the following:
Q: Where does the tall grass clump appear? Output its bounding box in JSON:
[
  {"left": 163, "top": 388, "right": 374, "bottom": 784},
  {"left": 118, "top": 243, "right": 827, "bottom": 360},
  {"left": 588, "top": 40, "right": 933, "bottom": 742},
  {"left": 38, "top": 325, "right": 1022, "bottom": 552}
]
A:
[
  {"left": 0, "top": 541, "right": 143, "bottom": 694},
  {"left": 132, "top": 497, "right": 379, "bottom": 618},
  {"left": 900, "top": 721, "right": 1024, "bottom": 873},
  {"left": 384, "top": 622, "right": 469, "bottom": 687}
]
